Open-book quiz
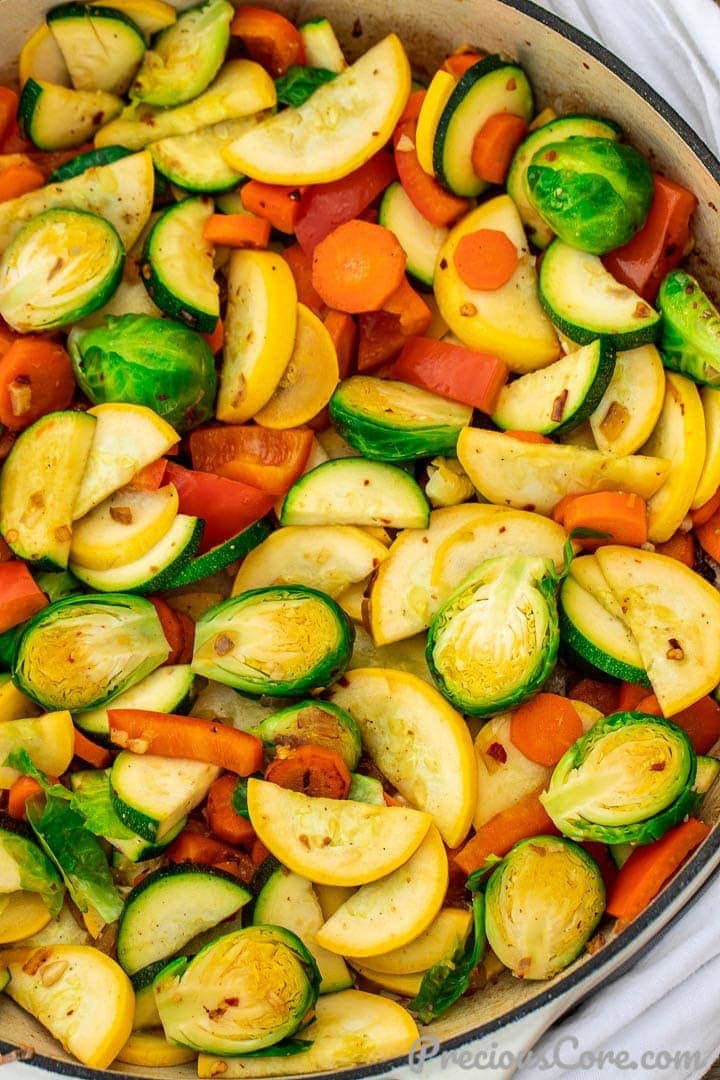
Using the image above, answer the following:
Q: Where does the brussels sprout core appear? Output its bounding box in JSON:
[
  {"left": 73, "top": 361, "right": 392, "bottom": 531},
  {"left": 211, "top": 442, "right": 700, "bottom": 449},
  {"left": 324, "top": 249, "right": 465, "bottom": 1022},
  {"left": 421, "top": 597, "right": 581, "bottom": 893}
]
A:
[
  {"left": 526, "top": 136, "right": 653, "bottom": 255},
  {"left": 542, "top": 712, "right": 696, "bottom": 844},
  {"left": 485, "top": 836, "right": 605, "bottom": 980},
  {"left": 426, "top": 555, "right": 559, "bottom": 716}
]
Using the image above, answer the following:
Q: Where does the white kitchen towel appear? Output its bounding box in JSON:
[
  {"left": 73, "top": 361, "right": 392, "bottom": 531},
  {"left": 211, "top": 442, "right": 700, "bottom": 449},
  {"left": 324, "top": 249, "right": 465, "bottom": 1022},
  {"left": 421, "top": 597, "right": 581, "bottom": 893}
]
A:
[{"left": 4, "top": 3, "right": 720, "bottom": 1080}]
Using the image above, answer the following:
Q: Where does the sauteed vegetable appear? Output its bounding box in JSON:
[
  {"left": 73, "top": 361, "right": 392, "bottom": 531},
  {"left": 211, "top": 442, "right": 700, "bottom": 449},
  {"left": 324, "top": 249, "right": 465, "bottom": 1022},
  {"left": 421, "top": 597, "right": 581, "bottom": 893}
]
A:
[{"left": 0, "top": 3, "right": 718, "bottom": 1073}]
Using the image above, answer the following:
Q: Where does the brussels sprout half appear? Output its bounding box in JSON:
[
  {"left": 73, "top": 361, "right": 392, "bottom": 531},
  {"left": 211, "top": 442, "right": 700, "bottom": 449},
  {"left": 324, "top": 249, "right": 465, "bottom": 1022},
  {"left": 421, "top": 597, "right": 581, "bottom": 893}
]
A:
[
  {"left": 153, "top": 925, "right": 320, "bottom": 1055},
  {"left": 658, "top": 270, "right": 720, "bottom": 387},
  {"left": 526, "top": 136, "right": 653, "bottom": 255},
  {"left": 485, "top": 835, "right": 605, "bottom": 980},
  {"left": 13, "top": 593, "right": 170, "bottom": 712},
  {"left": 192, "top": 587, "right": 355, "bottom": 697},
  {"left": 255, "top": 700, "right": 362, "bottom": 771},
  {"left": 426, "top": 555, "right": 560, "bottom": 716},
  {"left": 68, "top": 313, "right": 217, "bottom": 433},
  {"left": 542, "top": 712, "right": 697, "bottom": 844}
]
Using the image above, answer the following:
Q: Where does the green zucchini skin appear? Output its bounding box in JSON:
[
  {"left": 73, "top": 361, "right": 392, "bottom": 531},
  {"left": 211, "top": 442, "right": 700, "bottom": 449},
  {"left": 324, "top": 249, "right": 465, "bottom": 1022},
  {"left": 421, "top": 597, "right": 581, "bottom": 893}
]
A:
[
  {"left": 74, "top": 664, "right": 196, "bottom": 740},
  {"left": 46, "top": 3, "right": 146, "bottom": 96},
  {"left": 558, "top": 576, "right": 650, "bottom": 686},
  {"left": 48, "top": 145, "right": 133, "bottom": 183},
  {"left": 255, "top": 700, "right": 362, "bottom": 771},
  {"left": 110, "top": 750, "right": 218, "bottom": 841},
  {"left": 70, "top": 515, "right": 204, "bottom": 595},
  {"left": 140, "top": 197, "right": 219, "bottom": 333},
  {"left": 658, "top": 270, "right": 720, "bottom": 388},
  {"left": 18, "top": 78, "right": 122, "bottom": 151},
  {"left": 164, "top": 518, "right": 272, "bottom": 590}
]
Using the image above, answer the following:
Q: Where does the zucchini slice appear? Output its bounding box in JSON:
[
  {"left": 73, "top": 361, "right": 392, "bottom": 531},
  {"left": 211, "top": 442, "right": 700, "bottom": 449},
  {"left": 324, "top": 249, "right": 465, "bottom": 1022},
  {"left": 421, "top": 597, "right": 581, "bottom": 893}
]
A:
[
  {"left": 131, "top": 0, "right": 233, "bottom": 107},
  {"left": 111, "top": 751, "right": 219, "bottom": 841},
  {"left": 94, "top": 0, "right": 177, "bottom": 41},
  {"left": 0, "top": 711, "right": 75, "bottom": 788},
  {"left": 217, "top": 250, "right": 297, "bottom": 423},
  {"left": 539, "top": 240, "right": 661, "bottom": 348},
  {"left": 192, "top": 586, "right": 354, "bottom": 696},
  {"left": 255, "top": 700, "right": 362, "bottom": 771},
  {"left": 0, "top": 410, "right": 96, "bottom": 569},
  {"left": 378, "top": 181, "right": 447, "bottom": 286},
  {"left": 330, "top": 376, "right": 472, "bottom": 462},
  {"left": 253, "top": 867, "right": 352, "bottom": 993},
  {"left": 694, "top": 386, "right": 720, "bottom": 509},
  {"left": 117, "top": 863, "right": 251, "bottom": 975},
  {"left": 71, "top": 513, "right": 203, "bottom": 593},
  {"left": 492, "top": 339, "right": 616, "bottom": 435},
  {"left": 0, "top": 208, "right": 123, "bottom": 332},
  {"left": 18, "top": 78, "right": 122, "bottom": 151},
  {"left": 559, "top": 575, "right": 647, "bottom": 684},
  {"left": 347, "top": 772, "right": 385, "bottom": 804},
  {"left": 350, "top": 964, "right": 422, "bottom": 997},
  {"left": 196, "top": 989, "right": 419, "bottom": 1078},
  {"left": 457, "top": 428, "right": 670, "bottom": 515},
  {"left": 255, "top": 304, "right": 339, "bottom": 429},
  {"left": 434, "top": 195, "right": 560, "bottom": 372},
  {"left": 47, "top": 3, "right": 146, "bottom": 95},
  {"left": 416, "top": 69, "right": 456, "bottom": 175},
  {"left": 70, "top": 484, "right": 179, "bottom": 571},
  {"left": 280, "top": 458, "right": 430, "bottom": 529},
  {"left": 695, "top": 755, "right": 720, "bottom": 796},
  {"left": 95, "top": 59, "right": 276, "bottom": 151},
  {"left": 224, "top": 35, "right": 411, "bottom": 184},
  {"left": 149, "top": 116, "right": 261, "bottom": 193},
  {"left": 299, "top": 17, "right": 346, "bottom": 73},
  {"left": 4, "top": 945, "right": 134, "bottom": 1068},
  {"left": 163, "top": 518, "right": 271, "bottom": 590},
  {"left": 642, "top": 372, "right": 706, "bottom": 543},
  {"left": 141, "top": 197, "right": 218, "bottom": 333},
  {"left": 247, "top": 778, "right": 432, "bottom": 886},
  {"left": 330, "top": 668, "right": 476, "bottom": 848},
  {"left": 47, "top": 144, "right": 132, "bottom": 183},
  {"left": 434, "top": 55, "right": 533, "bottom": 197},
  {"left": 596, "top": 545, "right": 720, "bottom": 716},
  {"left": 232, "top": 524, "right": 387, "bottom": 600},
  {"left": 0, "top": 150, "right": 154, "bottom": 254},
  {"left": 19, "top": 23, "right": 71, "bottom": 86},
  {"left": 75, "top": 664, "right": 195, "bottom": 739},
  {"left": 507, "top": 114, "right": 621, "bottom": 249},
  {"left": 589, "top": 344, "right": 665, "bottom": 456}
]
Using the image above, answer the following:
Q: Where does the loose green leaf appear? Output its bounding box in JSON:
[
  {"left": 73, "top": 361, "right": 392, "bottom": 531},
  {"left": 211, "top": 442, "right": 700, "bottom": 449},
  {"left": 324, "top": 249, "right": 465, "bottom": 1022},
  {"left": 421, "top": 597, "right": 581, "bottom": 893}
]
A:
[
  {"left": 275, "top": 65, "right": 337, "bottom": 107},
  {"left": 5, "top": 749, "right": 72, "bottom": 801},
  {"left": 69, "top": 770, "right": 138, "bottom": 842},
  {"left": 408, "top": 893, "right": 486, "bottom": 1024},
  {"left": 568, "top": 527, "right": 613, "bottom": 541},
  {"left": 465, "top": 854, "right": 505, "bottom": 893},
  {"left": 0, "top": 817, "right": 64, "bottom": 916},
  {"left": 232, "top": 776, "right": 251, "bottom": 818}
]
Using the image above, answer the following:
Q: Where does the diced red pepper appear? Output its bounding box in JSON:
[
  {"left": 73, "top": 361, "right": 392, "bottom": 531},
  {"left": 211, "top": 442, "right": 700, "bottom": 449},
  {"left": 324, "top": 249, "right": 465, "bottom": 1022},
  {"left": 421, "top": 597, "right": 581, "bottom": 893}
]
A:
[
  {"left": 386, "top": 335, "right": 508, "bottom": 412},
  {"left": 164, "top": 461, "right": 275, "bottom": 553},
  {"left": 0, "top": 561, "right": 48, "bottom": 634},
  {"left": 188, "top": 425, "right": 314, "bottom": 495},
  {"left": 295, "top": 153, "right": 397, "bottom": 254}
]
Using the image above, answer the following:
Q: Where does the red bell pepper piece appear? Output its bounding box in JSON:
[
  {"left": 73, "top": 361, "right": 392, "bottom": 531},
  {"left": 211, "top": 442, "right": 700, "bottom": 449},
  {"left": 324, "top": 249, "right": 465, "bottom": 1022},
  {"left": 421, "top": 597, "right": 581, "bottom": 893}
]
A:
[
  {"left": 357, "top": 280, "right": 432, "bottom": 372},
  {"left": 0, "top": 561, "right": 47, "bottom": 634},
  {"left": 386, "top": 335, "right": 508, "bottom": 412},
  {"left": 603, "top": 175, "right": 698, "bottom": 301},
  {"left": 295, "top": 152, "right": 397, "bottom": 254},
  {"left": 188, "top": 425, "right": 314, "bottom": 495},
  {"left": 164, "top": 461, "right": 275, "bottom": 553},
  {"left": 393, "top": 91, "right": 471, "bottom": 228}
]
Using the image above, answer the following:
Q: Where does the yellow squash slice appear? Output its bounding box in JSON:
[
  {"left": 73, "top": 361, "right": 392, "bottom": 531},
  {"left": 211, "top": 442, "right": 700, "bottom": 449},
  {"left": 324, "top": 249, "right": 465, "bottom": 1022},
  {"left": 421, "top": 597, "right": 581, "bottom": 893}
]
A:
[
  {"left": 0, "top": 893, "right": 52, "bottom": 944},
  {"left": 73, "top": 403, "right": 178, "bottom": 520},
  {"left": 642, "top": 372, "right": 705, "bottom": 542},
  {"left": 0, "top": 677, "right": 40, "bottom": 723},
  {"left": 596, "top": 545, "right": 720, "bottom": 715},
  {"left": 473, "top": 713, "right": 551, "bottom": 829},
  {"left": 435, "top": 195, "right": 560, "bottom": 371},
  {"left": 19, "top": 23, "right": 70, "bottom": 85},
  {"left": 315, "top": 884, "right": 355, "bottom": 921},
  {"left": 198, "top": 990, "right": 419, "bottom": 1078},
  {"left": 350, "top": 964, "right": 423, "bottom": 996},
  {"left": 589, "top": 344, "right": 665, "bottom": 456},
  {"left": 4, "top": 945, "right": 133, "bottom": 1069},
  {"left": 415, "top": 69, "right": 456, "bottom": 174},
  {"left": 255, "top": 304, "right": 339, "bottom": 428},
  {"left": 457, "top": 428, "right": 670, "bottom": 516},
  {"left": 224, "top": 35, "right": 411, "bottom": 184},
  {"left": 329, "top": 668, "right": 476, "bottom": 848},
  {"left": 693, "top": 386, "right": 720, "bottom": 509},
  {"left": 94, "top": 0, "right": 177, "bottom": 41},
  {"left": 247, "top": 779, "right": 432, "bottom": 887},
  {"left": 117, "top": 1030, "right": 197, "bottom": 1067},
  {"left": 232, "top": 525, "right": 387, "bottom": 598},
  {"left": 353, "top": 906, "right": 472, "bottom": 975},
  {"left": 217, "top": 250, "right": 297, "bottom": 423},
  {"left": 0, "top": 711, "right": 75, "bottom": 788},
  {"left": 316, "top": 826, "right": 448, "bottom": 958},
  {"left": 70, "top": 484, "right": 178, "bottom": 570}
]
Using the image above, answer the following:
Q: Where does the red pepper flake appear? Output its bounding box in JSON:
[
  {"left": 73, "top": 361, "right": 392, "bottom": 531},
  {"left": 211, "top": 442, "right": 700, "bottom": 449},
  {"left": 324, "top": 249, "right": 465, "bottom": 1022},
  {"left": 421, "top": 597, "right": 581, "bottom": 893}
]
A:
[{"left": 487, "top": 742, "right": 507, "bottom": 763}]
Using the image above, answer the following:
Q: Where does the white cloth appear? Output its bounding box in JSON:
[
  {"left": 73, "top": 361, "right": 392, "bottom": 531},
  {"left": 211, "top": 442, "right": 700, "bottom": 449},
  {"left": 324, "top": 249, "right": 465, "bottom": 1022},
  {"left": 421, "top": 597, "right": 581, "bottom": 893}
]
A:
[{"left": 4, "top": 3, "right": 720, "bottom": 1080}]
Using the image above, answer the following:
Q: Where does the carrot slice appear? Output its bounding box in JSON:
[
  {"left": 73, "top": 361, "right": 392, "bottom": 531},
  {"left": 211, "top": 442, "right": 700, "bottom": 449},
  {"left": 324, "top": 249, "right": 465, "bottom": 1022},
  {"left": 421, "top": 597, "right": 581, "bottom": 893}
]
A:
[
  {"left": 7, "top": 775, "right": 43, "bottom": 820},
  {"left": 454, "top": 785, "right": 558, "bottom": 876},
  {"left": 453, "top": 228, "right": 519, "bottom": 291},
  {"left": 568, "top": 678, "right": 620, "bottom": 717},
  {"left": 284, "top": 243, "right": 325, "bottom": 315},
  {"left": 442, "top": 51, "right": 485, "bottom": 77},
  {"left": 73, "top": 728, "right": 111, "bottom": 769},
  {"left": 0, "top": 163, "right": 45, "bottom": 202},
  {"left": 203, "top": 316, "right": 224, "bottom": 355},
  {"left": 167, "top": 827, "right": 251, "bottom": 876},
  {"left": 0, "top": 337, "right": 75, "bottom": 432},
  {"left": 240, "top": 181, "right": 307, "bottom": 234},
  {"left": 148, "top": 597, "right": 184, "bottom": 666},
  {"left": 471, "top": 113, "right": 529, "bottom": 185},
  {"left": 251, "top": 838, "right": 270, "bottom": 866},
  {"left": 0, "top": 561, "right": 47, "bottom": 634},
  {"left": 206, "top": 774, "right": 256, "bottom": 847},
  {"left": 636, "top": 693, "right": 720, "bottom": 755},
  {"left": 618, "top": 682, "right": 650, "bottom": 712},
  {"left": 264, "top": 744, "right": 351, "bottom": 799},
  {"left": 695, "top": 507, "right": 720, "bottom": 563},
  {"left": 203, "top": 213, "right": 270, "bottom": 249},
  {"left": 108, "top": 710, "right": 264, "bottom": 775},
  {"left": 506, "top": 429, "right": 553, "bottom": 445},
  {"left": 383, "top": 277, "right": 432, "bottom": 336},
  {"left": 691, "top": 488, "right": 720, "bottom": 528},
  {"left": 311, "top": 219, "right": 407, "bottom": 313},
  {"left": 553, "top": 491, "right": 648, "bottom": 547},
  {"left": 230, "top": 5, "right": 304, "bottom": 76},
  {"left": 607, "top": 818, "right": 710, "bottom": 922},
  {"left": 655, "top": 530, "right": 695, "bottom": 567},
  {"left": 509, "top": 693, "right": 584, "bottom": 767}
]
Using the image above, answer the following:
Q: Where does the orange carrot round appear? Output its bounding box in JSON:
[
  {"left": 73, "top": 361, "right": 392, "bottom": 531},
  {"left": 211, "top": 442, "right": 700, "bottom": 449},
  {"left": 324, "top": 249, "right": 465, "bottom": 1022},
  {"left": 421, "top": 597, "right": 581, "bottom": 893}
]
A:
[
  {"left": 0, "top": 163, "right": 45, "bottom": 202},
  {"left": 471, "top": 113, "right": 529, "bottom": 185},
  {"left": 311, "top": 219, "right": 407, "bottom": 314},
  {"left": 453, "top": 228, "right": 519, "bottom": 291},
  {"left": 206, "top": 774, "right": 256, "bottom": 847},
  {"left": 108, "top": 709, "right": 264, "bottom": 776},
  {"left": 0, "top": 337, "right": 75, "bottom": 432},
  {"left": 510, "top": 693, "right": 584, "bottom": 767},
  {"left": 607, "top": 818, "right": 710, "bottom": 922},
  {"left": 443, "top": 51, "right": 485, "bottom": 78},
  {"left": 691, "top": 488, "right": 720, "bottom": 528},
  {"left": 264, "top": 743, "right": 351, "bottom": 799},
  {"left": 230, "top": 5, "right": 304, "bottom": 77}
]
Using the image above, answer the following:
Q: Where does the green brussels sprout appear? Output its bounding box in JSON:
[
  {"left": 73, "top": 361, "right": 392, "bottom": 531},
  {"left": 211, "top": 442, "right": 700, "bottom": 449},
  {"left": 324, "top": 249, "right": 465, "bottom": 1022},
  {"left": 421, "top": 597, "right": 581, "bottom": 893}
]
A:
[
  {"left": 68, "top": 313, "right": 217, "bottom": 432},
  {"left": 526, "top": 136, "right": 653, "bottom": 255},
  {"left": 192, "top": 587, "right": 355, "bottom": 697},
  {"left": 484, "top": 836, "right": 605, "bottom": 980},
  {"left": 426, "top": 555, "right": 560, "bottom": 716},
  {"left": 541, "top": 712, "right": 697, "bottom": 844},
  {"left": 13, "top": 593, "right": 169, "bottom": 711},
  {"left": 153, "top": 925, "right": 320, "bottom": 1054},
  {"left": 0, "top": 811, "right": 64, "bottom": 916},
  {"left": 254, "top": 700, "right": 362, "bottom": 770},
  {"left": 658, "top": 269, "right": 720, "bottom": 387}
]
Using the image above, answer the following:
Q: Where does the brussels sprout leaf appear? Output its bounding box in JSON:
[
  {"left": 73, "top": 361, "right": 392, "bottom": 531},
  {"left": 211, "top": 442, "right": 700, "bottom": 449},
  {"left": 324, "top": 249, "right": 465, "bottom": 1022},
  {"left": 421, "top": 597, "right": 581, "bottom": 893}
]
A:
[
  {"left": 69, "top": 771, "right": 138, "bottom": 842},
  {"left": 465, "top": 853, "right": 505, "bottom": 893},
  {"left": 238, "top": 1040, "right": 314, "bottom": 1059},
  {"left": 275, "top": 65, "right": 337, "bottom": 107},
  {"left": 34, "top": 569, "right": 84, "bottom": 603},
  {"left": 0, "top": 816, "right": 64, "bottom": 916},
  {"left": 408, "top": 893, "right": 486, "bottom": 1024}
]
